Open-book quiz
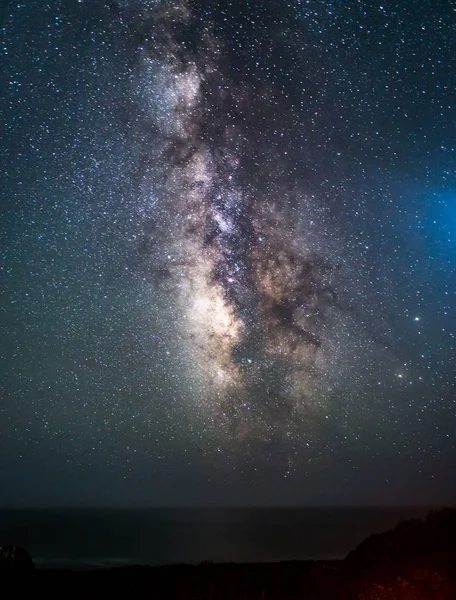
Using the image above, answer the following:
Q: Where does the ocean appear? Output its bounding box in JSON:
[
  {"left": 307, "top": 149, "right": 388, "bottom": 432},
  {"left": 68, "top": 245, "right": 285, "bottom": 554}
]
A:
[{"left": 0, "top": 507, "right": 430, "bottom": 569}]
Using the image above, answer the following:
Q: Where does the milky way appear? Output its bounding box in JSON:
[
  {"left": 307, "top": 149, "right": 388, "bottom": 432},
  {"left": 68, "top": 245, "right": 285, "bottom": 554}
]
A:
[{"left": 124, "top": 0, "right": 356, "bottom": 467}]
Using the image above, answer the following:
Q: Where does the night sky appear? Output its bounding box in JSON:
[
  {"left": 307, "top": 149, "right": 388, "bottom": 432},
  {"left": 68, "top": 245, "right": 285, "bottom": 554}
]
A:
[{"left": 1, "top": 0, "right": 455, "bottom": 507}]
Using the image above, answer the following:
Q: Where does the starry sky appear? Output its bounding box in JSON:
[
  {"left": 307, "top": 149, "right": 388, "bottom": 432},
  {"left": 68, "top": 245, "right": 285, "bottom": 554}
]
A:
[{"left": 1, "top": 0, "right": 455, "bottom": 507}]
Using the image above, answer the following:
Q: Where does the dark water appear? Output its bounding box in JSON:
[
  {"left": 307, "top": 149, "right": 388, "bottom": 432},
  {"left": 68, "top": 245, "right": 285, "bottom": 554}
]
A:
[{"left": 0, "top": 507, "right": 430, "bottom": 569}]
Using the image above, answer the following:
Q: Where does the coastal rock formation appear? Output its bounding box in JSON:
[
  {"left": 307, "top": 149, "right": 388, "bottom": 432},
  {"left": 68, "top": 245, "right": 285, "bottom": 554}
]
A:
[
  {"left": 0, "top": 545, "right": 35, "bottom": 571},
  {"left": 1, "top": 509, "right": 456, "bottom": 598},
  {"left": 343, "top": 508, "right": 456, "bottom": 600},
  {"left": 345, "top": 508, "right": 456, "bottom": 573}
]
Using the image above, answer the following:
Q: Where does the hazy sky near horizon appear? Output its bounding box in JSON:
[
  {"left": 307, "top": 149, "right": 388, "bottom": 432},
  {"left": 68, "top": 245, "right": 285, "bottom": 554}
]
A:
[{"left": 1, "top": 0, "right": 455, "bottom": 507}]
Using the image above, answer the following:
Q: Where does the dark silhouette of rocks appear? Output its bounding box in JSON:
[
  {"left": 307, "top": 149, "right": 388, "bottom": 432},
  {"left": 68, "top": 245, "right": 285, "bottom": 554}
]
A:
[
  {"left": 0, "top": 545, "right": 35, "bottom": 571},
  {"left": 345, "top": 507, "right": 456, "bottom": 574},
  {"left": 1, "top": 508, "right": 455, "bottom": 598},
  {"left": 340, "top": 508, "right": 456, "bottom": 599}
]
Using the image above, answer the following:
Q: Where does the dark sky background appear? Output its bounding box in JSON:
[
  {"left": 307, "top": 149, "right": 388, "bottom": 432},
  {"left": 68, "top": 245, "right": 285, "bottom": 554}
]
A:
[{"left": 1, "top": 0, "right": 455, "bottom": 507}]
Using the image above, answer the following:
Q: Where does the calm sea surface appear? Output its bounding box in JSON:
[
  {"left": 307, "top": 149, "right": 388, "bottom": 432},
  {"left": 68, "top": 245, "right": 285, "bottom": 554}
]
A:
[{"left": 0, "top": 507, "right": 430, "bottom": 569}]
